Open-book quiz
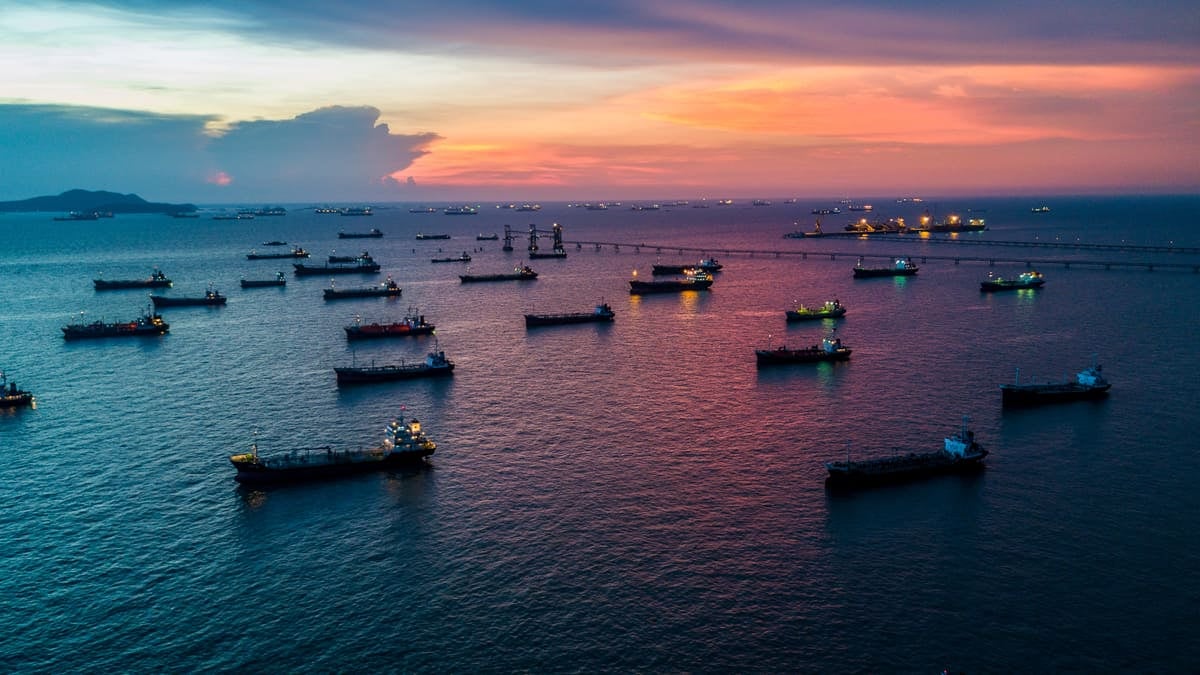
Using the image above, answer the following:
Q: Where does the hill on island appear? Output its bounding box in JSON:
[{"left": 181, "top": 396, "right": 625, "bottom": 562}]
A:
[{"left": 0, "top": 189, "right": 196, "bottom": 214}]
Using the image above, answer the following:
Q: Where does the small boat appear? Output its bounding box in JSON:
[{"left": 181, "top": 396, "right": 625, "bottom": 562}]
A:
[
  {"left": 241, "top": 272, "right": 287, "bottom": 288},
  {"left": 785, "top": 300, "right": 846, "bottom": 322},
  {"left": 0, "top": 372, "right": 34, "bottom": 409},
  {"left": 416, "top": 233, "right": 452, "bottom": 240},
  {"left": 293, "top": 259, "right": 381, "bottom": 275},
  {"left": 344, "top": 311, "right": 434, "bottom": 340},
  {"left": 431, "top": 252, "right": 472, "bottom": 263},
  {"left": 525, "top": 303, "right": 615, "bottom": 327},
  {"left": 629, "top": 269, "right": 713, "bottom": 294},
  {"left": 824, "top": 416, "right": 987, "bottom": 488},
  {"left": 337, "top": 228, "right": 383, "bottom": 238},
  {"left": 756, "top": 336, "right": 851, "bottom": 366},
  {"left": 1000, "top": 360, "right": 1111, "bottom": 407},
  {"left": 334, "top": 351, "right": 455, "bottom": 385},
  {"left": 150, "top": 288, "right": 227, "bottom": 307},
  {"left": 61, "top": 307, "right": 169, "bottom": 340},
  {"left": 246, "top": 246, "right": 309, "bottom": 260},
  {"left": 981, "top": 270, "right": 1045, "bottom": 292},
  {"left": 852, "top": 257, "right": 918, "bottom": 278},
  {"left": 443, "top": 206, "right": 477, "bottom": 215},
  {"left": 93, "top": 269, "right": 172, "bottom": 290},
  {"left": 476, "top": 233, "right": 499, "bottom": 240},
  {"left": 459, "top": 265, "right": 538, "bottom": 283},
  {"left": 1031, "top": 206, "right": 1051, "bottom": 213},
  {"left": 339, "top": 207, "right": 373, "bottom": 217},
  {"left": 229, "top": 414, "right": 436, "bottom": 483},
  {"left": 261, "top": 240, "right": 288, "bottom": 246},
  {"left": 324, "top": 276, "right": 402, "bottom": 299},
  {"left": 651, "top": 258, "right": 723, "bottom": 275}
]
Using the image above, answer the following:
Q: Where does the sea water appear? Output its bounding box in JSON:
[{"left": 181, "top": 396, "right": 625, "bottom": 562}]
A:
[{"left": 1, "top": 194, "right": 1198, "bottom": 672}]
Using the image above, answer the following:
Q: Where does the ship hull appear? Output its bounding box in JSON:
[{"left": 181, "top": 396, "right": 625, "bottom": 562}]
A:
[
  {"left": 0, "top": 393, "right": 34, "bottom": 408},
  {"left": 525, "top": 313, "right": 614, "bottom": 327},
  {"left": 756, "top": 348, "right": 851, "bottom": 365},
  {"left": 293, "top": 263, "right": 381, "bottom": 275},
  {"left": 825, "top": 451, "right": 987, "bottom": 489},
  {"left": 785, "top": 308, "right": 847, "bottom": 321},
  {"left": 231, "top": 450, "right": 433, "bottom": 484},
  {"left": 981, "top": 280, "right": 1045, "bottom": 292},
  {"left": 93, "top": 280, "right": 172, "bottom": 290},
  {"left": 528, "top": 252, "right": 567, "bottom": 259},
  {"left": 853, "top": 268, "right": 918, "bottom": 278},
  {"left": 344, "top": 325, "right": 435, "bottom": 340},
  {"left": 150, "top": 296, "right": 226, "bottom": 307},
  {"left": 651, "top": 264, "right": 721, "bottom": 274},
  {"left": 1000, "top": 383, "right": 1111, "bottom": 407},
  {"left": 324, "top": 289, "right": 401, "bottom": 299},
  {"left": 459, "top": 273, "right": 537, "bottom": 283},
  {"left": 628, "top": 279, "right": 713, "bottom": 294},
  {"left": 246, "top": 253, "right": 308, "bottom": 259},
  {"left": 338, "top": 232, "right": 383, "bottom": 238},
  {"left": 62, "top": 325, "right": 168, "bottom": 340},
  {"left": 335, "top": 363, "right": 453, "bottom": 383}
]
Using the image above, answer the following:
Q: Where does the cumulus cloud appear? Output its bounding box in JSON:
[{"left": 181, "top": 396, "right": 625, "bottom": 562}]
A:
[{"left": 0, "top": 104, "right": 439, "bottom": 202}]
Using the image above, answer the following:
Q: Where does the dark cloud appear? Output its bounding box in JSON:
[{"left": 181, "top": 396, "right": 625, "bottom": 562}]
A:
[{"left": 0, "top": 104, "right": 439, "bottom": 202}]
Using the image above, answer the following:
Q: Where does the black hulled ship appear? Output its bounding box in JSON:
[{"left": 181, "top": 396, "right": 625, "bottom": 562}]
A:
[
  {"left": 460, "top": 265, "right": 538, "bottom": 283},
  {"left": 981, "top": 270, "right": 1045, "bottom": 292},
  {"left": 756, "top": 336, "right": 851, "bottom": 366},
  {"left": 61, "top": 307, "right": 169, "bottom": 340},
  {"left": 246, "top": 247, "right": 308, "bottom": 259},
  {"left": 825, "top": 416, "right": 987, "bottom": 488},
  {"left": 629, "top": 269, "right": 713, "bottom": 294},
  {"left": 241, "top": 272, "right": 287, "bottom": 288},
  {"left": 852, "top": 257, "right": 918, "bottom": 278},
  {"left": 1000, "top": 361, "right": 1111, "bottom": 407},
  {"left": 150, "top": 288, "right": 226, "bottom": 307},
  {"left": 93, "top": 269, "right": 172, "bottom": 290},
  {"left": 334, "top": 350, "right": 455, "bottom": 384},
  {"left": 293, "top": 257, "right": 381, "bottom": 275},
  {"left": 652, "top": 257, "right": 722, "bottom": 275},
  {"left": 1, "top": 372, "right": 34, "bottom": 408},
  {"left": 323, "top": 276, "right": 401, "bottom": 299},
  {"left": 229, "top": 415, "right": 436, "bottom": 483},
  {"left": 525, "top": 303, "right": 615, "bottom": 327}
]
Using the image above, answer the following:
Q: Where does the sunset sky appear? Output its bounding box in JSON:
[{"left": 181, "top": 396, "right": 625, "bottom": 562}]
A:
[{"left": 1, "top": 1, "right": 1197, "bottom": 202}]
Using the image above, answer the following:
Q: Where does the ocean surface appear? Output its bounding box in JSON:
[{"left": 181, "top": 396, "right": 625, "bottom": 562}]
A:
[{"left": 2, "top": 194, "right": 1198, "bottom": 673}]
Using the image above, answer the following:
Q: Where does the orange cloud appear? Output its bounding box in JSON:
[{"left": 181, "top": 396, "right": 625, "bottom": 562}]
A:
[{"left": 206, "top": 170, "right": 232, "bottom": 186}]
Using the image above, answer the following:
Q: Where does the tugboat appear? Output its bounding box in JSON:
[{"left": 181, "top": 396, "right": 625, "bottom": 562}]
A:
[
  {"left": 431, "top": 252, "right": 472, "bottom": 263},
  {"left": 0, "top": 372, "right": 34, "bottom": 408},
  {"left": 824, "top": 416, "right": 987, "bottom": 488},
  {"left": 150, "top": 287, "right": 227, "bottom": 307},
  {"left": 852, "top": 257, "right": 918, "bottom": 278},
  {"left": 459, "top": 265, "right": 538, "bottom": 283},
  {"left": 334, "top": 350, "right": 455, "bottom": 384},
  {"left": 246, "top": 246, "right": 308, "bottom": 260},
  {"left": 61, "top": 307, "right": 169, "bottom": 340},
  {"left": 241, "top": 272, "right": 287, "bottom": 288},
  {"left": 651, "top": 257, "right": 723, "bottom": 275},
  {"left": 525, "top": 303, "right": 615, "bottom": 327},
  {"left": 293, "top": 257, "right": 381, "bottom": 275},
  {"left": 323, "top": 276, "right": 402, "bottom": 300},
  {"left": 229, "top": 414, "right": 437, "bottom": 483},
  {"left": 1000, "top": 360, "right": 1111, "bottom": 407},
  {"left": 785, "top": 299, "right": 846, "bottom": 322},
  {"left": 629, "top": 268, "right": 713, "bottom": 294},
  {"left": 343, "top": 311, "right": 434, "bottom": 340},
  {"left": 756, "top": 336, "right": 851, "bottom": 366},
  {"left": 93, "top": 269, "right": 172, "bottom": 290},
  {"left": 337, "top": 227, "right": 383, "bottom": 238},
  {"left": 981, "top": 270, "right": 1045, "bottom": 292}
]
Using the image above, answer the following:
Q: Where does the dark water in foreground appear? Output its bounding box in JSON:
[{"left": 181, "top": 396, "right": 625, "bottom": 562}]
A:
[{"left": 2, "top": 195, "right": 1199, "bottom": 672}]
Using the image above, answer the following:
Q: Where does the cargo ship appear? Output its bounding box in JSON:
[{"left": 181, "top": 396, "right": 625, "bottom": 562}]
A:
[
  {"left": 344, "top": 311, "right": 434, "bottom": 340},
  {"left": 460, "top": 265, "right": 538, "bottom": 283},
  {"left": 324, "top": 276, "right": 401, "bottom": 299},
  {"left": 293, "top": 258, "right": 381, "bottom": 275},
  {"left": 852, "top": 257, "right": 918, "bottom": 278},
  {"left": 525, "top": 303, "right": 615, "bottom": 327},
  {"left": 1000, "top": 361, "right": 1111, "bottom": 407},
  {"left": 150, "top": 288, "right": 226, "bottom": 307},
  {"left": 93, "top": 269, "right": 172, "bottom": 290},
  {"left": 981, "top": 270, "right": 1045, "bottom": 292},
  {"left": 246, "top": 247, "right": 308, "bottom": 260},
  {"left": 824, "top": 416, "right": 987, "bottom": 488},
  {"left": 755, "top": 336, "right": 851, "bottom": 366},
  {"left": 241, "top": 272, "right": 287, "bottom": 288},
  {"left": 785, "top": 299, "right": 846, "bottom": 321},
  {"left": 431, "top": 252, "right": 472, "bottom": 263},
  {"left": 62, "top": 307, "right": 169, "bottom": 340},
  {"left": 629, "top": 269, "right": 713, "bottom": 294},
  {"left": 229, "top": 414, "right": 436, "bottom": 483},
  {"left": 337, "top": 227, "right": 382, "bottom": 238},
  {"left": 651, "top": 257, "right": 723, "bottom": 275},
  {"left": 334, "top": 351, "right": 455, "bottom": 384}
]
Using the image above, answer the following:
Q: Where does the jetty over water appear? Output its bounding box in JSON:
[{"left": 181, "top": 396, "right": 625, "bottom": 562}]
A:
[{"left": 561, "top": 238, "right": 1200, "bottom": 273}]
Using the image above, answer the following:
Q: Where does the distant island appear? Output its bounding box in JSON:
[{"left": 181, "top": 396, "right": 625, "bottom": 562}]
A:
[{"left": 0, "top": 189, "right": 196, "bottom": 215}]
